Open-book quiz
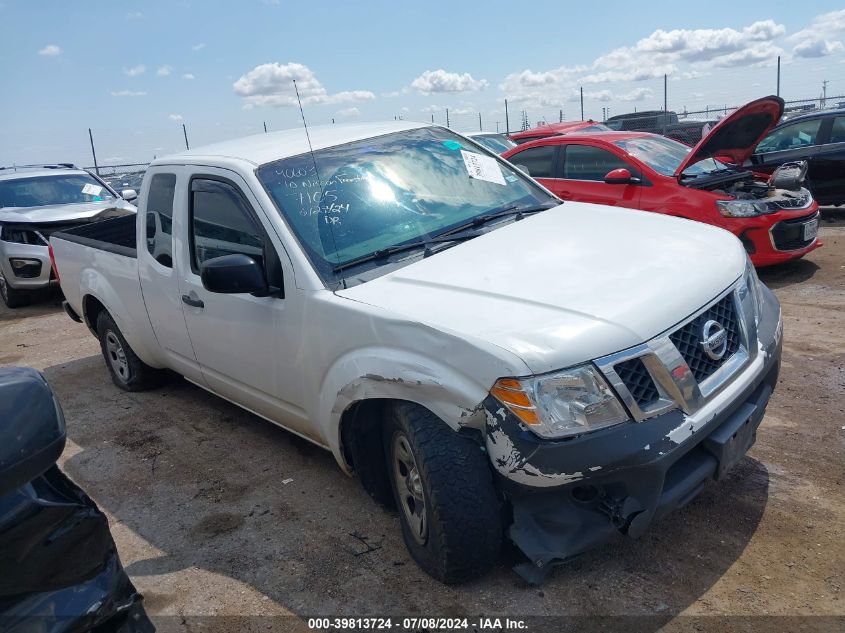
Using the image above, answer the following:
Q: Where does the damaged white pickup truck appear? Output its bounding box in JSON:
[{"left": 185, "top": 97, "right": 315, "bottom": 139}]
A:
[{"left": 50, "top": 122, "right": 783, "bottom": 583}]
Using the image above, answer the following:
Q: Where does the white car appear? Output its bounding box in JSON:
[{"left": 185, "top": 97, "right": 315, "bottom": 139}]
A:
[
  {"left": 50, "top": 122, "right": 783, "bottom": 583},
  {"left": 0, "top": 165, "right": 136, "bottom": 308}
]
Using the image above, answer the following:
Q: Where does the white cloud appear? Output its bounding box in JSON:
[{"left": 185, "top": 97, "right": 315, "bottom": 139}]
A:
[
  {"left": 123, "top": 64, "right": 146, "bottom": 77},
  {"left": 156, "top": 65, "right": 172, "bottom": 76},
  {"left": 336, "top": 107, "right": 360, "bottom": 118},
  {"left": 421, "top": 104, "right": 445, "bottom": 113},
  {"left": 168, "top": 114, "right": 183, "bottom": 121},
  {"left": 793, "top": 39, "right": 844, "bottom": 59},
  {"left": 410, "top": 69, "right": 488, "bottom": 94},
  {"left": 110, "top": 90, "right": 147, "bottom": 97},
  {"left": 182, "top": 73, "right": 195, "bottom": 80},
  {"left": 451, "top": 106, "right": 475, "bottom": 115},
  {"left": 498, "top": 19, "right": 786, "bottom": 110},
  {"left": 38, "top": 44, "right": 61, "bottom": 56},
  {"left": 192, "top": 43, "right": 206, "bottom": 51},
  {"left": 126, "top": 11, "right": 142, "bottom": 19},
  {"left": 789, "top": 9, "right": 845, "bottom": 58},
  {"left": 233, "top": 62, "right": 375, "bottom": 109}
]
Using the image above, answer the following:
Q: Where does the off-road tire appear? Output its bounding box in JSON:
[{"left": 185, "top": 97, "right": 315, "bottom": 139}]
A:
[
  {"left": 384, "top": 402, "right": 502, "bottom": 583},
  {"left": 0, "top": 274, "right": 30, "bottom": 309},
  {"left": 96, "top": 311, "right": 165, "bottom": 391}
]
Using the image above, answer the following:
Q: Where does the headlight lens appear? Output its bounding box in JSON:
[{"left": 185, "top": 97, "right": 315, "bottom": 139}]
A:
[
  {"left": 741, "top": 256, "right": 764, "bottom": 326},
  {"left": 716, "top": 199, "right": 771, "bottom": 218},
  {"left": 491, "top": 364, "right": 630, "bottom": 439}
]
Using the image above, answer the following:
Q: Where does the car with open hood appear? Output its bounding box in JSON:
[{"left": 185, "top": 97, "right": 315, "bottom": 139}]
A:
[
  {"left": 0, "top": 165, "right": 136, "bottom": 308},
  {"left": 50, "top": 121, "right": 783, "bottom": 584},
  {"left": 503, "top": 96, "right": 821, "bottom": 267}
]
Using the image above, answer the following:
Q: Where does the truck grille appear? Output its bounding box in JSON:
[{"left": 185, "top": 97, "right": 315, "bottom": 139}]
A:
[
  {"left": 669, "top": 294, "right": 740, "bottom": 383},
  {"left": 614, "top": 357, "right": 659, "bottom": 408}
]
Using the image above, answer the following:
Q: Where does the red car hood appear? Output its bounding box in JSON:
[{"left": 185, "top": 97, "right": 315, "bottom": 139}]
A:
[{"left": 674, "top": 96, "right": 784, "bottom": 177}]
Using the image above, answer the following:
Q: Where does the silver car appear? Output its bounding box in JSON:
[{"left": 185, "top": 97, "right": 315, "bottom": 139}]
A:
[{"left": 0, "top": 165, "right": 136, "bottom": 308}]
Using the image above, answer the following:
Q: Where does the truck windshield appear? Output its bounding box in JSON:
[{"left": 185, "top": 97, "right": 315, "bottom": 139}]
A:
[
  {"left": 0, "top": 173, "right": 116, "bottom": 209},
  {"left": 257, "top": 127, "right": 556, "bottom": 281},
  {"left": 614, "top": 136, "right": 729, "bottom": 177}
]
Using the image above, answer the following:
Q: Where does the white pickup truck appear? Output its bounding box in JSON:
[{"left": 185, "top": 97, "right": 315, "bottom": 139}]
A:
[{"left": 50, "top": 122, "right": 783, "bottom": 584}]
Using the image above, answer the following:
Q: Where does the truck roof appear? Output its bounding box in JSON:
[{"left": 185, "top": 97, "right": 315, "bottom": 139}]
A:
[{"left": 155, "top": 120, "right": 431, "bottom": 168}]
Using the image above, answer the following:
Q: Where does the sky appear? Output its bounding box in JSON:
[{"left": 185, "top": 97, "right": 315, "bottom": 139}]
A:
[{"left": 1, "top": 0, "right": 844, "bottom": 167}]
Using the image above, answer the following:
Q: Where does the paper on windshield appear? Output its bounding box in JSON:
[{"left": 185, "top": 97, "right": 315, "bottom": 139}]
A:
[
  {"left": 461, "top": 150, "right": 506, "bottom": 186},
  {"left": 82, "top": 183, "right": 104, "bottom": 196}
]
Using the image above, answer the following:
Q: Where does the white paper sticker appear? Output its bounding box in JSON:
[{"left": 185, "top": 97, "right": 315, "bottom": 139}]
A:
[
  {"left": 461, "top": 150, "right": 506, "bottom": 186},
  {"left": 82, "top": 183, "right": 104, "bottom": 196}
]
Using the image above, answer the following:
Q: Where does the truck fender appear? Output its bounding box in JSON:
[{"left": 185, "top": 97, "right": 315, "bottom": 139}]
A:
[
  {"left": 318, "top": 347, "right": 492, "bottom": 472},
  {"left": 78, "top": 269, "right": 164, "bottom": 369}
]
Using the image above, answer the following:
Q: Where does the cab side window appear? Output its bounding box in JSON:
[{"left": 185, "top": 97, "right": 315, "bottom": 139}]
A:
[
  {"left": 562, "top": 145, "right": 630, "bottom": 181},
  {"left": 145, "top": 173, "right": 177, "bottom": 268},
  {"left": 828, "top": 116, "right": 845, "bottom": 144},
  {"left": 510, "top": 145, "right": 557, "bottom": 177},
  {"left": 190, "top": 178, "right": 265, "bottom": 272},
  {"left": 756, "top": 119, "right": 822, "bottom": 153}
]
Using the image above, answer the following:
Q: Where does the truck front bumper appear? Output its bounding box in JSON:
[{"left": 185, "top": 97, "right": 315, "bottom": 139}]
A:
[{"left": 485, "top": 287, "right": 783, "bottom": 582}]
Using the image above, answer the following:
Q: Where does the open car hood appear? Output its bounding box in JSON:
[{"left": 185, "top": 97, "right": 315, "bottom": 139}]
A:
[{"left": 674, "top": 96, "right": 784, "bottom": 177}]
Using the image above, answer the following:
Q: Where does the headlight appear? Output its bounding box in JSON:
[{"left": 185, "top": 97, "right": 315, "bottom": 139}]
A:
[
  {"left": 490, "top": 364, "right": 630, "bottom": 439},
  {"left": 716, "top": 199, "right": 771, "bottom": 218},
  {"left": 741, "top": 255, "right": 764, "bottom": 326}
]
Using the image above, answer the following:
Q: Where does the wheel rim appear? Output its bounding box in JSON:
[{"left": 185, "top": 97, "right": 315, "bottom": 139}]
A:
[
  {"left": 392, "top": 433, "right": 427, "bottom": 545},
  {"left": 105, "top": 330, "right": 130, "bottom": 382}
]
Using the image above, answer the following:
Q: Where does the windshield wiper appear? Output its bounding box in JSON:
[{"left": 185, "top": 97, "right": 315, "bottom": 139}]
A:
[
  {"left": 331, "top": 202, "right": 556, "bottom": 273},
  {"left": 331, "top": 232, "right": 477, "bottom": 272}
]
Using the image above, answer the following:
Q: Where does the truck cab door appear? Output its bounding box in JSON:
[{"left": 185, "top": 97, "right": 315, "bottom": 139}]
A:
[
  {"left": 176, "top": 169, "right": 312, "bottom": 440},
  {"left": 137, "top": 168, "right": 203, "bottom": 383}
]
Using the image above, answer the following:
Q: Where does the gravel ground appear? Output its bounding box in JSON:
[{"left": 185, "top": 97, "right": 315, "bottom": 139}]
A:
[{"left": 1, "top": 210, "right": 843, "bottom": 633}]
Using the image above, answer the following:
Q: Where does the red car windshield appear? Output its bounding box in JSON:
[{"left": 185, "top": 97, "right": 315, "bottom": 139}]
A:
[{"left": 614, "top": 136, "right": 728, "bottom": 177}]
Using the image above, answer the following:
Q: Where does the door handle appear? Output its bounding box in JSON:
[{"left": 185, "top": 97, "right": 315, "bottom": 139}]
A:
[{"left": 181, "top": 294, "right": 204, "bottom": 309}]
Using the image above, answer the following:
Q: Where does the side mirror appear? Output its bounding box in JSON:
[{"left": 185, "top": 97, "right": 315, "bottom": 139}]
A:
[
  {"left": 121, "top": 188, "right": 138, "bottom": 202},
  {"left": 603, "top": 168, "right": 640, "bottom": 185},
  {"left": 200, "top": 253, "right": 269, "bottom": 296},
  {"left": 0, "top": 368, "right": 66, "bottom": 497},
  {"left": 515, "top": 164, "right": 530, "bottom": 176}
]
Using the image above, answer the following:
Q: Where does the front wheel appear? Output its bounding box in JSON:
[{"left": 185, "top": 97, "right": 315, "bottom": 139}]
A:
[
  {"left": 384, "top": 403, "right": 502, "bottom": 583},
  {"left": 0, "top": 274, "right": 30, "bottom": 309},
  {"left": 96, "top": 311, "right": 166, "bottom": 391}
]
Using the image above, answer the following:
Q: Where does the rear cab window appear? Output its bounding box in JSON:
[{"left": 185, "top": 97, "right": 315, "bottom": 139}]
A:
[{"left": 145, "top": 173, "right": 176, "bottom": 268}]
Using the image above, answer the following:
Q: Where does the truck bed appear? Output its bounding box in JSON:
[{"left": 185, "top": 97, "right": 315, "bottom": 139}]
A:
[{"left": 50, "top": 214, "right": 136, "bottom": 258}]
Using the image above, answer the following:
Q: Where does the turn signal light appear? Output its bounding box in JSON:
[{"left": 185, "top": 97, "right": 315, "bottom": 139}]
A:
[{"left": 490, "top": 378, "right": 540, "bottom": 426}]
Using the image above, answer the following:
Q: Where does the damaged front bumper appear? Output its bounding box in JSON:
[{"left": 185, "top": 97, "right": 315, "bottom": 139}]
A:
[{"left": 485, "top": 286, "right": 783, "bottom": 582}]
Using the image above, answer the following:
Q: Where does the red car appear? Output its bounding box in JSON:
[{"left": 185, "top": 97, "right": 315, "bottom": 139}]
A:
[
  {"left": 509, "top": 120, "right": 611, "bottom": 144},
  {"left": 502, "top": 96, "right": 822, "bottom": 267}
]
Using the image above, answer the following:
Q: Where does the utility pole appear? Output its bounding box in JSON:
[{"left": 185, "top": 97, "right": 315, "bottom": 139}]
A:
[
  {"left": 822, "top": 79, "right": 829, "bottom": 108},
  {"left": 182, "top": 123, "right": 189, "bottom": 150},
  {"left": 478, "top": 112, "right": 482, "bottom": 131},
  {"left": 496, "top": 121, "right": 499, "bottom": 132},
  {"left": 664, "top": 73, "right": 668, "bottom": 112},
  {"left": 446, "top": 108, "right": 450, "bottom": 128},
  {"left": 505, "top": 99, "right": 509, "bottom": 134},
  {"left": 776, "top": 56, "right": 781, "bottom": 97},
  {"left": 559, "top": 109, "right": 563, "bottom": 122},
  {"left": 580, "top": 87, "right": 584, "bottom": 121},
  {"left": 263, "top": 121, "right": 267, "bottom": 133},
  {"left": 88, "top": 128, "right": 99, "bottom": 175},
  {"left": 431, "top": 114, "right": 434, "bottom": 123}
]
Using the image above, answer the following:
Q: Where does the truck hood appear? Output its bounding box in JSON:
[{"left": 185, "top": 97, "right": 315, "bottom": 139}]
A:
[
  {"left": 0, "top": 200, "right": 136, "bottom": 225},
  {"left": 339, "top": 202, "right": 746, "bottom": 375},
  {"left": 674, "top": 95, "right": 784, "bottom": 176}
]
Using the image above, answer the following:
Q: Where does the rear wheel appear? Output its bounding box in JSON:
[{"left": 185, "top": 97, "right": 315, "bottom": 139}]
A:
[
  {"left": 96, "top": 311, "right": 165, "bottom": 391},
  {"left": 0, "top": 274, "right": 30, "bottom": 309},
  {"left": 384, "top": 402, "right": 502, "bottom": 583}
]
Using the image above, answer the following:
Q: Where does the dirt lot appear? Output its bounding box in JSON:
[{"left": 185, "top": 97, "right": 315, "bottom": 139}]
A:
[{"left": 1, "top": 211, "right": 843, "bottom": 633}]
